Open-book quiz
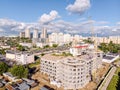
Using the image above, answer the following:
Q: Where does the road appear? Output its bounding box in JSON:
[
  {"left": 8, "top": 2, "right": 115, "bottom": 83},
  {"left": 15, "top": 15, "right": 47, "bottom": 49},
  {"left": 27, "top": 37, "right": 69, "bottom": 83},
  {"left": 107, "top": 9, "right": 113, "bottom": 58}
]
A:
[{"left": 98, "top": 66, "right": 116, "bottom": 90}]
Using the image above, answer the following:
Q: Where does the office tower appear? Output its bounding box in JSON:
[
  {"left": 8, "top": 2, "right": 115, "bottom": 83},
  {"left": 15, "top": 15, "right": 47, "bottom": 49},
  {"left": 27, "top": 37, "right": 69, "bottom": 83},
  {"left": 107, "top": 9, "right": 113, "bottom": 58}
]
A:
[
  {"left": 33, "top": 29, "right": 38, "bottom": 38},
  {"left": 41, "top": 27, "right": 47, "bottom": 39},
  {"left": 25, "top": 29, "right": 30, "bottom": 38},
  {"left": 19, "top": 32, "right": 25, "bottom": 38}
]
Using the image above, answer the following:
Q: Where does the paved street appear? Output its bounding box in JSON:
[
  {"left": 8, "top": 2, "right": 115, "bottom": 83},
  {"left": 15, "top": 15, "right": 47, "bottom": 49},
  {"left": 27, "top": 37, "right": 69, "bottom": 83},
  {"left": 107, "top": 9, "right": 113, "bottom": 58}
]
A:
[{"left": 98, "top": 66, "right": 116, "bottom": 90}]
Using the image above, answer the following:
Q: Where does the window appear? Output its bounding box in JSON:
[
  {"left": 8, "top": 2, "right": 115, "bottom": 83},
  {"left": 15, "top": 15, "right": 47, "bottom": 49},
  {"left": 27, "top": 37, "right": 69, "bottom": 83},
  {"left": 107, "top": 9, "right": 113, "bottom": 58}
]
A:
[{"left": 73, "top": 69, "right": 76, "bottom": 71}]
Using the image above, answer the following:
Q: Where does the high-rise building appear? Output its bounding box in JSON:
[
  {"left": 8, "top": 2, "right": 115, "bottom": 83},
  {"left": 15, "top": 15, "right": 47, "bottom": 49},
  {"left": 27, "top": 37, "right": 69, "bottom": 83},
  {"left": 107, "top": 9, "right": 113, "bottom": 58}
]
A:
[
  {"left": 41, "top": 27, "right": 47, "bottom": 39},
  {"left": 19, "top": 32, "right": 25, "bottom": 38},
  {"left": 33, "top": 29, "right": 38, "bottom": 38},
  {"left": 25, "top": 29, "right": 30, "bottom": 38}
]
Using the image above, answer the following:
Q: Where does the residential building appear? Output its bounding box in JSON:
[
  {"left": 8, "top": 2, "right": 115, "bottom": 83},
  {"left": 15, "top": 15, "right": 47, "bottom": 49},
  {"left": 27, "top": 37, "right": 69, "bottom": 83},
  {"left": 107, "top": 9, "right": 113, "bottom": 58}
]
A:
[
  {"left": 92, "top": 36, "right": 120, "bottom": 44},
  {"left": 3, "top": 72, "right": 16, "bottom": 82},
  {"left": 25, "top": 29, "right": 30, "bottom": 38},
  {"left": 41, "top": 28, "right": 47, "bottom": 39},
  {"left": 6, "top": 50, "right": 34, "bottom": 65},
  {"left": 33, "top": 29, "right": 38, "bottom": 39},
  {"left": 19, "top": 32, "right": 25, "bottom": 38},
  {"left": 19, "top": 42, "right": 32, "bottom": 48},
  {"left": 40, "top": 48, "right": 102, "bottom": 89}
]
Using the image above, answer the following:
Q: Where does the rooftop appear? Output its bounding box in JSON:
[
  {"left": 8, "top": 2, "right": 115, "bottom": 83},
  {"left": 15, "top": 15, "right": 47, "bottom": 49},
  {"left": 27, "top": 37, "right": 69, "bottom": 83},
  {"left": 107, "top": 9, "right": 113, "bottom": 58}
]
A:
[
  {"left": 41, "top": 53, "right": 94, "bottom": 63},
  {"left": 41, "top": 54, "right": 69, "bottom": 61},
  {"left": 6, "top": 50, "right": 33, "bottom": 55}
]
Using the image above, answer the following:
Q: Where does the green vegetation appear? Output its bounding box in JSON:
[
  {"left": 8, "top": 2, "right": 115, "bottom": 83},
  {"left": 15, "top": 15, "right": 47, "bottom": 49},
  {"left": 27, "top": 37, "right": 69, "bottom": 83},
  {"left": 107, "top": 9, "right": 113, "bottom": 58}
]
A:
[
  {"left": 43, "top": 45, "right": 50, "bottom": 49},
  {"left": 41, "top": 53, "right": 45, "bottom": 56},
  {"left": 107, "top": 75, "right": 118, "bottom": 90},
  {"left": 9, "top": 65, "right": 28, "bottom": 78},
  {"left": 17, "top": 45, "right": 26, "bottom": 51},
  {"left": 83, "top": 38, "right": 94, "bottom": 44},
  {"left": 6, "top": 39, "right": 19, "bottom": 47},
  {"left": 113, "top": 58, "right": 120, "bottom": 64},
  {"left": 115, "top": 67, "right": 120, "bottom": 74},
  {"left": 52, "top": 44, "right": 58, "bottom": 48},
  {"left": 99, "top": 41, "right": 120, "bottom": 53},
  {"left": 107, "top": 67, "right": 120, "bottom": 90},
  {"left": 116, "top": 72, "right": 120, "bottom": 90},
  {"left": 20, "top": 37, "right": 32, "bottom": 43},
  {"left": 52, "top": 52, "right": 73, "bottom": 56},
  {"left": 28, "top": 60, "right": 40, "bottom": 68},
  {"left": 0, "top": 62, "right": 9, "bottom": 75},
  {"left": 0, "top": 49, "right": 6, "bottom": 55}
]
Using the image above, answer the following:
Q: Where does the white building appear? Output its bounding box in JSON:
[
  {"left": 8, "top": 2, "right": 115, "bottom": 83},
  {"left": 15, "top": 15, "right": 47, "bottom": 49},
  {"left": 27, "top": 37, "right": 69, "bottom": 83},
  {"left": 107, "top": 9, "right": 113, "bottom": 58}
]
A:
[
  {"left": 33, "top": 29, "right": 38, "bottom": 39},
  {"left": 25, "top": 29, "right": 30, "bottom": 38},
  {"left": 64, "top": 34, "right": 71, "bottom": 43},
  {"left": 92, "top": 36, "right": 120, "bottom": 44},
  {"left": 41, "top": 28, "right": 47, "bottom": 39},
  {"left": 48, "top": 32, "right": 83, "bottom": 45},
  {"left": 70, "top": 44, "right": 88, "bottom": 56},
  {"left": 6, "top": 51, "right": 34, "bottom": 65},
  {"left": 49, "top": 33, "right": 72, "bottom": 44},
  {"left": 0, "top": 45, "right": 10, "bottom": 49},
  {"left": 19, "top": 32, "right": 25, "bottom": 38},
  {"left": 19, "top": 43, "right": 32, "bottom": 48},
  {"left": 102, "top": 53, "right": 120, "bottom": 63},
  {"left": 40, "top": 49, "right": 102, "bottom": 89},
  {"left": 48, "top": 33, "right": 58, "bottom": 43}
]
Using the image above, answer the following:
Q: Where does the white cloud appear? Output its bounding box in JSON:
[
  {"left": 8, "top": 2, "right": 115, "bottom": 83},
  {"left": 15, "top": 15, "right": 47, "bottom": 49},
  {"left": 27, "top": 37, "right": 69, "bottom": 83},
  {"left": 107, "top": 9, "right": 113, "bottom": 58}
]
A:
[
  {"left": 0, "top": 28, "right": 4, "bottom": 32},
  {"left": 66, "top": 0, "right": 91, "bottom": 14},
  {"left": 117, "top": 22, "right": 120, "bottom": 25},
  {"left": 0, "top": 18, "right": 120, "bottom": 36},
  {"left": 39, "top": 10, "right": 60, "bottom": 24}
]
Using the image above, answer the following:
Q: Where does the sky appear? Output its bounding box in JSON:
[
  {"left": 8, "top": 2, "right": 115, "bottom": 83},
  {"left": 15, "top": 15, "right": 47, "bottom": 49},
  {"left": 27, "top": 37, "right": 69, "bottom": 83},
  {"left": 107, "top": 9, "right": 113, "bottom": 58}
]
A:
[
  {"left": 0, "top": 0, "right": 120, "bottom": 23},
  {"left": 0, "top": 0, "right": 120, "bottom": 36}
]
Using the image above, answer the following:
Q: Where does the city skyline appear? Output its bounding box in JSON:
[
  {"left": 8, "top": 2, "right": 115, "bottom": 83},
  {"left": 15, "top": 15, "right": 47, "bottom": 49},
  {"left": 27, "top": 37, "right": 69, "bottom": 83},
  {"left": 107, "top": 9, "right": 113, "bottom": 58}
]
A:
[{"left": 0, "top": 0, "right": 120, "bottom": 36}]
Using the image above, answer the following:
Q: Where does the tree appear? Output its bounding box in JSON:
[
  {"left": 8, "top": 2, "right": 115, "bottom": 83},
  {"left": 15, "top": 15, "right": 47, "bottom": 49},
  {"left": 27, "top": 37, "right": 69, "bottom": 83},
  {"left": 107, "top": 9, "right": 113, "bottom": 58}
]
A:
[
  {"left": 17, "top": 45, "right": 25, "bottom": 51},
  {"left": 9, "top": 65, "right": 28, "bottom": 78},
  {"left": 99, "top": 42, "right": 120, "bottom": 53},
  {"left": 83, "top": 38, "right": 94, "bottom": 44},
  {"left": 43, "top": 45, "right": 50, "bottom": 49},
  {"left": 52, "top": 44, "right": 58, "bottom": 48},
  {"left": 0, "top": 49, "right": 6, "bottom": 55},
  {"left": 116, "top": 72, "right": 120, "bottom": 90},
  {"left": 0, "top": 62, "right": 8, "bottom": 75},
  {"left": 41, "top": 53, "right": 45, "bottom": 56}
]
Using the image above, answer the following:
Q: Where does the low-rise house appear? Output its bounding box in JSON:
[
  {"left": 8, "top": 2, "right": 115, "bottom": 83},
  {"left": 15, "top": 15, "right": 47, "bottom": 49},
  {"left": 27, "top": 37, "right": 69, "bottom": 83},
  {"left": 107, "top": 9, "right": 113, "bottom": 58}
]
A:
[
  {"left": 0, "top": 82, "right": 3, "bottom": 87},
  {"left": 5, "top": 82, "right": 30, "bottom": 90},
  {"left": 17, "top": 82, "right": 30, "bottom": 90},
  {"left": 3, "top": 72, "right": 16, "bottom": 82},
  {"left": 0, "top": 45, "right": 10, "bottom": 49},
  {"left": 102, "top": 53, "right": 120, "bottom": 63},
  {"left": 22, "top": 78, "right": 38, "bottom": 88},
  {"left": 19, "top": 43, "right": 32, "bottom": 48}
]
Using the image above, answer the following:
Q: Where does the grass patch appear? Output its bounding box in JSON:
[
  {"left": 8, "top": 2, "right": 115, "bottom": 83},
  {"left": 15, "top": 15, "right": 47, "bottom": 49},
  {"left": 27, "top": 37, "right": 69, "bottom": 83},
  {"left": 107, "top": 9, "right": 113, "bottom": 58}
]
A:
[
  {"left": 107, "top": 67, "right": 120, "bottom": 90},
  {"left": 115, "top": 67, "right": 120, "bottom": 74},
  {"left": 107, "top": 75, "right": 118, "bottom": 90},
  {"left": 113, "top": 58, "right": 120, "bottom": 63},
  {"left": 28, "top": 60, "right": 40, "bottom": 68},
  {"left": 52, "top": 52, "right": 73, "bottom": 57}
]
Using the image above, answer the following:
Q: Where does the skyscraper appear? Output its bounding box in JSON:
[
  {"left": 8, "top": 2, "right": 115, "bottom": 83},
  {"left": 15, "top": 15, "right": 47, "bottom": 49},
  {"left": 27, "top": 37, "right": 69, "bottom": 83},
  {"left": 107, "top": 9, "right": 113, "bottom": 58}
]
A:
[
  {"left": 33, "top": 29, "right": 38, "bottom": 38},
  {"left": 41, "top": 27, "right": 47, "bottom": 39},
  {"left": 25, "top": 29, "right": 30, "bottom": 38},
  {"left": 19, "top": 32, "right": 25, "bottom": 38}
]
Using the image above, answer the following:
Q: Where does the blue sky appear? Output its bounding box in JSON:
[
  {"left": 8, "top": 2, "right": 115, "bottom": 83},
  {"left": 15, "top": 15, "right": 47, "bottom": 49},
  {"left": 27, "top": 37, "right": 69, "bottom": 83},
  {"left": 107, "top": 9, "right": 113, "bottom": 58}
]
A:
[
  {"left": 0, "top": 0, "right": 120, "bottom": 36},
  {"left": 0, "top": 0, "right": 120, "bottom": 25}
]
